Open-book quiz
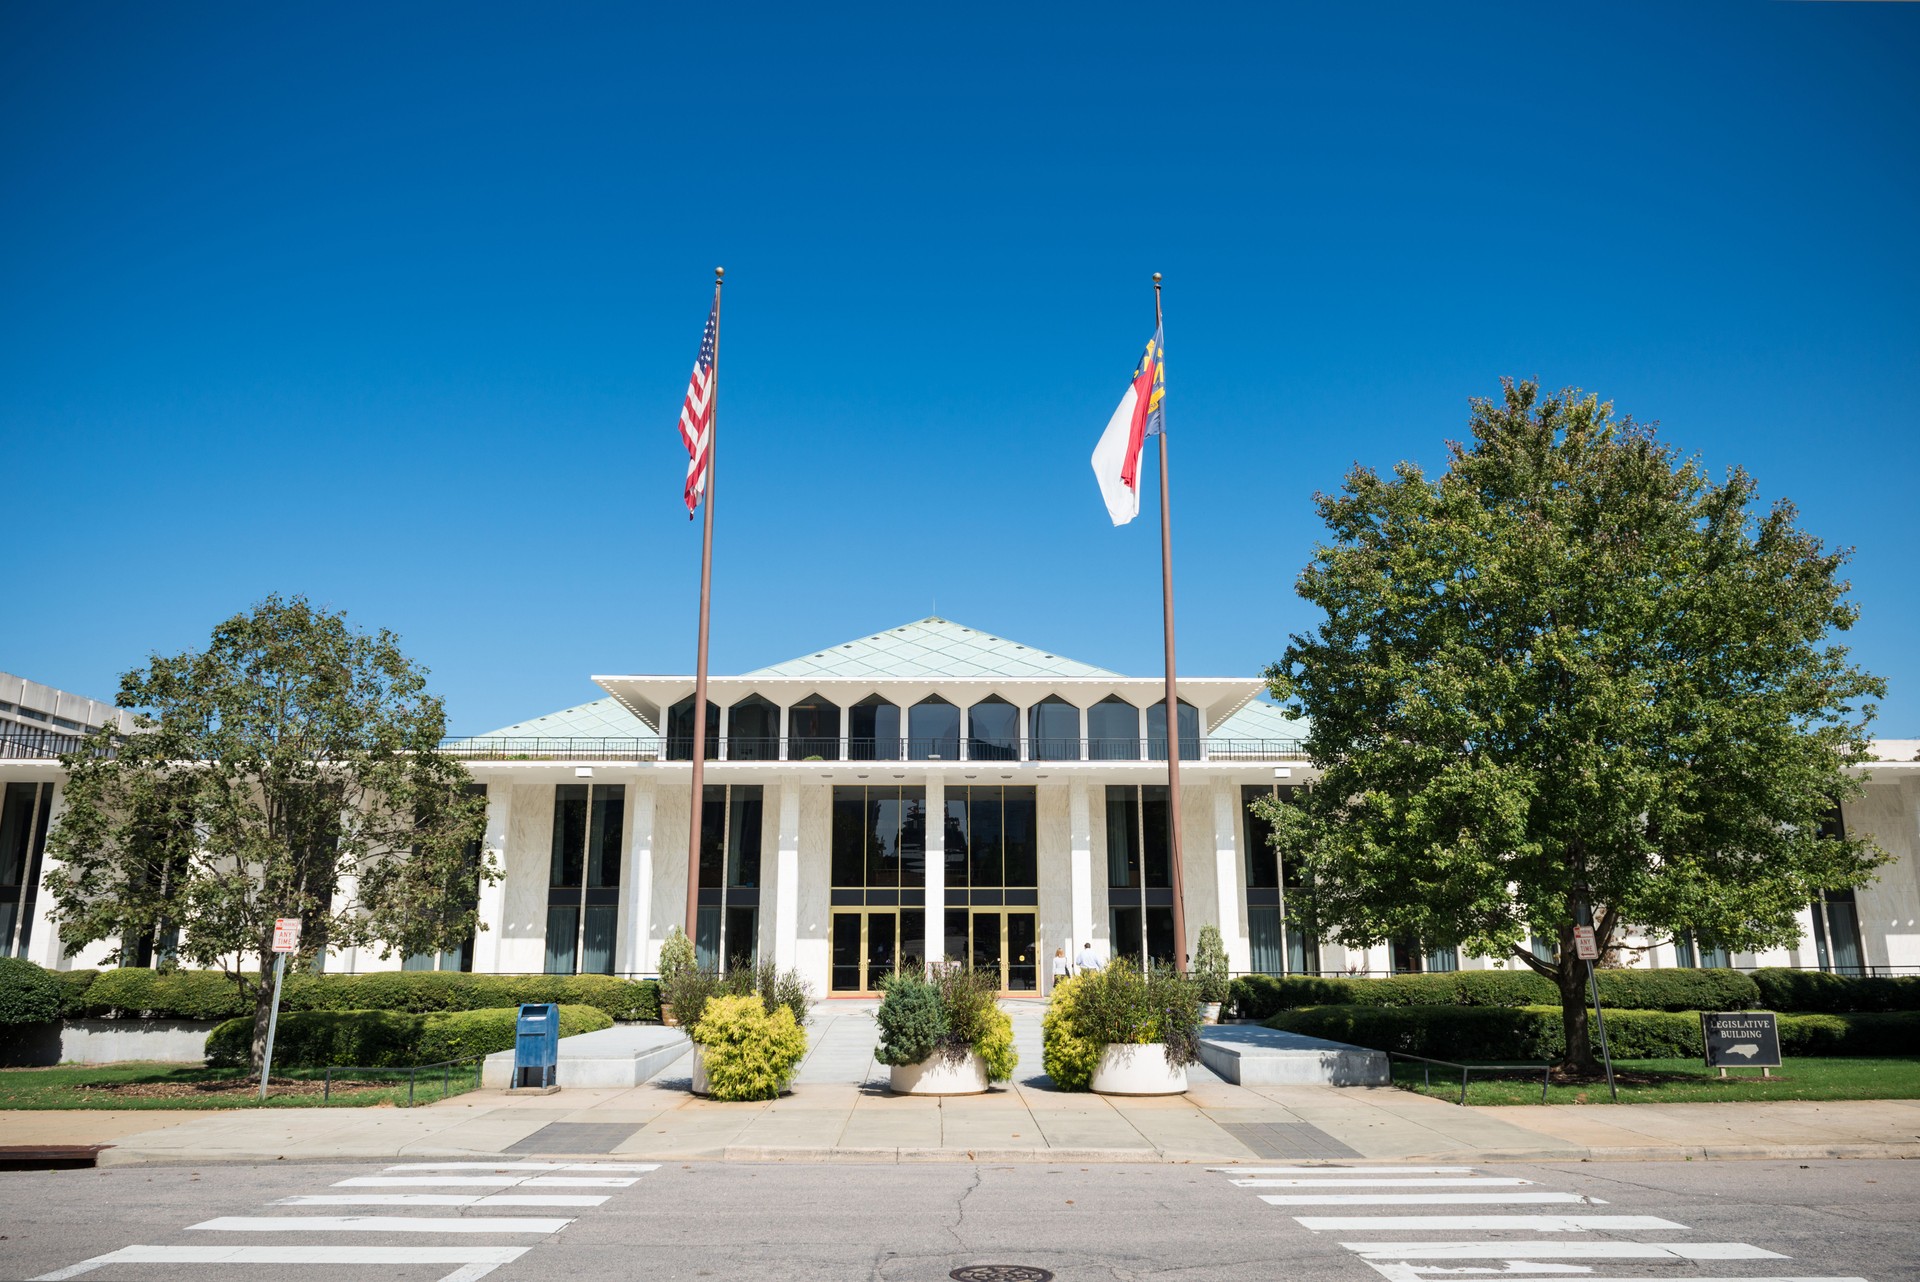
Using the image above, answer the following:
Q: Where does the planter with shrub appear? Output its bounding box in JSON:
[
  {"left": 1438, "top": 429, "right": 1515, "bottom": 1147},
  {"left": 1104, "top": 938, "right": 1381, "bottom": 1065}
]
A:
[
  {"left": 690, "top": 994, "right": 808, "bottom": 1101},
  {"left": 874, "top": 966, "right": 1018, "bottom": 1095},
  {"left": 661, "top": 960, "right": 815, "bottom": 1097},
  {"left": 1043, "top": 962, "right": 1203, "bottom": 1095},
  {"left": 1193, "top": 926, "right": 1230, "bottom": 1022}
]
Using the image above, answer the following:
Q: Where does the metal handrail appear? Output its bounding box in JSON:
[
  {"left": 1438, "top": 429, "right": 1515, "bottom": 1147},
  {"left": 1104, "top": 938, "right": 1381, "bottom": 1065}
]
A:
[
  {"left": 439, "top": 734, "right": 1309, "bottom": 763},
  {"left": 321, "top": 1053, "right": 490, "bottom": 1105},
  {"left": 1388, "top": 1050, "right": 1552, "bottom": 1105}
]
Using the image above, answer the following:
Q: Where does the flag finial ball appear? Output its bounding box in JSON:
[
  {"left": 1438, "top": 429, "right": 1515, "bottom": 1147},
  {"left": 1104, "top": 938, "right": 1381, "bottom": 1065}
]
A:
[
  {"left": 715, "top": 266, "right": 725, "bottom": 279},
  {"left": 1152, "top": 272, "right": 1162, "bottom": 282}
]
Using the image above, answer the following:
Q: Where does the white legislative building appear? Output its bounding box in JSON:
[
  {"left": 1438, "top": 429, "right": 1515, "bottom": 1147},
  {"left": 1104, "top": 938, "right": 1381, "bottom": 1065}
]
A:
[{"left": 3, "top": 618, "right": 1918, "bottom": 992}]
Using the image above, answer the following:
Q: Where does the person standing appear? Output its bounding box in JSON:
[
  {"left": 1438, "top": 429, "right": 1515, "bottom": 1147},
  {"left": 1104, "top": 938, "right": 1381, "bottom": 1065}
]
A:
[{"left": 1076, "top": 941, "right": 1100, "bottom": 974}]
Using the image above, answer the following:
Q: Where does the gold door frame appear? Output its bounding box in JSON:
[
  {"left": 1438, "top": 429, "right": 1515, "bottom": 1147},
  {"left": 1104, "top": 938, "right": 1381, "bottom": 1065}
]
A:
[{"left": 950, "top": 908, "right": 1039, "bottom": 995}]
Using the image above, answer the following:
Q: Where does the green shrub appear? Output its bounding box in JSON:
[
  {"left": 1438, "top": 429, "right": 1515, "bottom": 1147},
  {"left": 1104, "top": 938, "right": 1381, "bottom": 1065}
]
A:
[
  {"left": 1229, "top": 974, "right": 1357, "bottom": 1019},
  {"left": 55, "top": 969, "right": 102, "bottom": 1017},
  {"left": 977, "top": 1008, "right": 1017, "bottom": 1082},
  {"left": 872, "top": 967, "right": 1017, "bottom": 1083},
  {"left": 1041, "top": 972, "right": 1103, "bottom": 1090},
  {"left": 0, "top": 957, "right": 61, "bottom": 1027},
  {"left": 694, "top": 994, "right": 807, "bottom": 1101},
  {"left": 874, "top": 974, "right": 946, "bottom": 1067},
  {"left": 1751, "top": 968, "right": 1920, "bottom": 1014},
  {"left": 1193, "top": 925, "right": 1231, "bottom": 1005},
  {"left": 658, "top": 927, "right": 695, "bottom": 985},
  {"left": 281, "top": 972, "right": 658, "bottom": 1022},
  {"left": 1229, "top": 967, "right": 1760, "bottom": 1020},
  {"left": 1266, "top": 1004, "right": 1920, "bottom": 1062},
  {"left": 204, "top": 1003, "right": 612, "bottom": 1069},
  {"left": 1594, "top": 968, "right": 1760, "bottom": 1012},
  {"left": 1043, "top": 962, "right": 1203, "bottom": 1088}
]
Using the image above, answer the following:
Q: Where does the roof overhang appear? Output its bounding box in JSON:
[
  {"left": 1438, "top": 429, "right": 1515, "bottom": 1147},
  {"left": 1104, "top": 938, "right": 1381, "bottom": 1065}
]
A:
[{"left": 591, "top": 675, "right": 1264, "bottom": 734}]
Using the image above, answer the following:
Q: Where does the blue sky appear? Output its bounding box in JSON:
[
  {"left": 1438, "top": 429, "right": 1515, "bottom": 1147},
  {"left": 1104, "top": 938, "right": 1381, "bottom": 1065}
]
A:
[{"left": 4, "top": 2, "right": 1917, "bottom": 735}]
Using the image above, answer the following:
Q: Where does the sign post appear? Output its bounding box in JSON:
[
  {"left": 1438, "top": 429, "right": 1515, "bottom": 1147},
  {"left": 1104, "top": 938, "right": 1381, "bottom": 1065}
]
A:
[
  {"left": 259, "top": 917, "right": 300, "bottom": 1101},
  {"left": 1701, "top": 1011, "right": 1782, "bottom": 1079},
  {"left": 1571, "top": 921, "right": 1618, "bottom": 1102}
]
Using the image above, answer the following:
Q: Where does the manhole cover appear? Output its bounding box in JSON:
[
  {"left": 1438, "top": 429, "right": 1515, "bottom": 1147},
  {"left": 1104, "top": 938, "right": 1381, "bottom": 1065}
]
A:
[{"left": 950, "top": 1269, "right": 1053, "bottom": 1282}]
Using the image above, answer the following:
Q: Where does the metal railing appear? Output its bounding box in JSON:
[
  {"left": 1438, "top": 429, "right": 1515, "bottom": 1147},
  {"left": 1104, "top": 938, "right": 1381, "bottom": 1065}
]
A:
[
  {"left": 1389, "top": 1051, "right": 1552, "bottom": 1105},
  {"left": 0, "top": 728, "right": 100, "bottom": 760},
  {"left": 441, "top": 734, "right": 1308, "bottom": 764},
  {"left": 322, "top": 1053, "right": 488, "bottom": 1105}
]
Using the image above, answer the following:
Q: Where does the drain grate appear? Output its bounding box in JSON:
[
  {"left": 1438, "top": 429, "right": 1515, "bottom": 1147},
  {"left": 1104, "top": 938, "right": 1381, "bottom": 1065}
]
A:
[
  {"left": 951, "top": 1268, "right": 1054, "bottom": 1282},
  {"left": 1219, "top": 1121, "right": 1361, "bottom": 1160},
  {"left": 503, "top": 1122, "right": 642, "bottom": 1154}
]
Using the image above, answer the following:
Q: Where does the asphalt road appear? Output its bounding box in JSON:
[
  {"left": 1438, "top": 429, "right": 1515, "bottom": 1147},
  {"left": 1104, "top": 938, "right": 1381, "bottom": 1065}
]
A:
[{"left": 0, "top": 1157, "right": 1914, "bottom": 1282}]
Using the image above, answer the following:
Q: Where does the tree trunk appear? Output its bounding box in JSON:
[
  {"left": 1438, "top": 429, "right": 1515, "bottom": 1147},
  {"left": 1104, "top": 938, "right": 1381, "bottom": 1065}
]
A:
[
  {"left": 1556, "top": 948, "right": 1599, "bottom": 1076},
  {"left": 249, "top": 951, "right": 276, "bottom": 1073}
]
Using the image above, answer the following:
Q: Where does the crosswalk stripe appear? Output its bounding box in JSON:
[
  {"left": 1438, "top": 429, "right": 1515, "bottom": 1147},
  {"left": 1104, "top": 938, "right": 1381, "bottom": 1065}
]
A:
[
  {"left": 189, "top": 1215, "right": 574, "bottom": 1235},
  {"left": 1347, "top": 1240, "right": 1786, "bottom": 1260},
  {"left": 1296, "top": 1214, "right": 1684, "bottom": 1231},
  {"left": 521, "top": 1176, "right": 639, "bottom": 1187},
  {"left": 31, "top": 1244, "right": 528, "bottom": 1279},
  {"left": 383, "top": 1162, "right": 659, "bottom": 1173},
  {"left": 1361, "top": 1271, "right": 1862, "bottom": 1282},
  {"left": 1234, "top": 1177, "right": 1530, "bottom": 1188},
  {"left": 1210, "top": 1166, "right": 1477, "bottom": 1175},
  {"left": 335, "top": 1175, "right": 640, "bottom": 1188},
  {"left": 1262, "top": 1192, "right": 1601, "bottom": 1206},
  {"left": 277, "top": 1194, "right": 610, "bottom": 1208}
]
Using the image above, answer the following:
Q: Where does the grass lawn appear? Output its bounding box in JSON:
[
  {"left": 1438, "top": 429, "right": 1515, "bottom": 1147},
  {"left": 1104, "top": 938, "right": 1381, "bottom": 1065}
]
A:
[
  {"left": 1391, "top": 1056, "right": 1920, "bottom": 1105},
  {"left": 0, "top": 1061, "right": 485, "bottom": 1110}
]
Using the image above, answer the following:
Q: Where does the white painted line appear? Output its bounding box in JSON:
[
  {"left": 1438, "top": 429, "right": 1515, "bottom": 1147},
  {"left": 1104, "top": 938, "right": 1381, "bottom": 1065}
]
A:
[
  {"left": 1211, "top": 1165, "right": 1478, "bottom": 1175},
  {"left": 278, "top": 1194, "right": 610, "bottom": 1208},
  {"left": 519, "top": 1175, "right": 640, "bottom": 1187},
  {"left": 1348, "top": 1240, "right": 1786, "bottom": 1260},
  {"left": 385, "top": 1162, "right": 574, "bottom": 1171},
  {"left": 436, "top": 1263, "right": 513, "bottom": 1282},
  {"left": 338, "top": 1176, "right": 529, "bottom": 1187},
  {"left": 1359, "top": 1268, "right": 1860, "bottom": 1282},
  {"left": 559, "top": 1162, "right": 659, "bottom": 1171},
  {"left": 1297, "top": 1214, "right": 1685, "bottom": 1232},
  {"left": 190, "top": 1215, "right": 574, "bottom": 1235},
  {"left": 1236, "top": 1177, "right": 1531, "bottom": 1188},
  {"left": 1263, "top": 1192, "right": 1602, "bottom": 1206},
  {"left": 30, "top": 1244, "right": 528, "bottom": 1278}
]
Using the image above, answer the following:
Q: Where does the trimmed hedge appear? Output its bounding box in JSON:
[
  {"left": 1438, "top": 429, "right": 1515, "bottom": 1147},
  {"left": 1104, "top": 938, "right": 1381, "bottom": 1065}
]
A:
[
  {"left": 1230, "top": 968, "right": 1761, "bottom": 1020},
  {"left": 55, "top": 969, "right": 102, "bottom": 1017},
  {"left": 1266, "top": 1003, "right": 1920, "bottom": 1061},
  {"left": 0, "top": 956, "right": 61, "bottom": 1027},
  {"left": 204, "top": 1003, "right": 613, "bottom": 1069},
  {"left": 47, "top": 967, "right": 659, "bottom": 1024},
  {"left": 1750, "top": 968, "right": 1920, "bottom": 1014}
]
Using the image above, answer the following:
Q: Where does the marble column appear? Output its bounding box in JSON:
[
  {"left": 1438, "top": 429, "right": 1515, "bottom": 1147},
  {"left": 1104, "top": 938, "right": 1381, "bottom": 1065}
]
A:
[
  {"left": 773, "top": 781, "right": 800, "bottom": 971},
  {"left": 470, "top": 783, "right": 513, "bottom": 973},
  {"left": 617, "top": 780, "right": 655, "bottom": 975}
]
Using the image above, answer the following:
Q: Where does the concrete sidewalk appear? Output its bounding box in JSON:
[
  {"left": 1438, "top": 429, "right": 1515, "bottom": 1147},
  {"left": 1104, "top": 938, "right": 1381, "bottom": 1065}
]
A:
[{"left": 16, "top": 1002, "right": 1920, "bottom": 1166}]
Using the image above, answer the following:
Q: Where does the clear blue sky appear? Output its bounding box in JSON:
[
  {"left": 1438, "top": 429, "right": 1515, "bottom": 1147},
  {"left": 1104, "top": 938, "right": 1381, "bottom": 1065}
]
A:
[{"left": 5, "top": 2, "right": 1917, "bottom": 735}]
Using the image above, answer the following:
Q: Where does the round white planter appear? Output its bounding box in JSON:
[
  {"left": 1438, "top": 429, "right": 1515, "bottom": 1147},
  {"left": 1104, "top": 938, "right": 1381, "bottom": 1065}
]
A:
[
  {"left": 1203, "top": 1002, "right": 1223, "bottom": 1024},
  {"left": 688, "top": 1043, "right": 793, "bottom": 1098},
  {"left": 888, "top": 1051, "right": 991, "bottom": 1096},
  {"left": 1090, "top": 1042, "right": 1189, "bottom": 1096}
]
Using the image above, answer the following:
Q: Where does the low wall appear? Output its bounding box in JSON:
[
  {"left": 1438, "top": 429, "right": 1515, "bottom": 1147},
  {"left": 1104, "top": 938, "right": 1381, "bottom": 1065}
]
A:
[{"left": 1, "top": 1018, "right": 218, "bottom": 1067}]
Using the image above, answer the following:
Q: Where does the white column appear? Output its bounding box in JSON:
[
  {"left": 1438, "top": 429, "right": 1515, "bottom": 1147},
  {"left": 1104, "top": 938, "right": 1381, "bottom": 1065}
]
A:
[
  {"left": 773, "top": 781, "right": 800, "bottom": 971},
  {"left": 470, "top": 783, "right": 513, "bottom": 974},
  {"left": 924, "top": 777, "right": 944, "bottom": 968},
  {"left": 1068, "top": 780, "right": 1094, "bottom": 948},
  {"left": 617, "top": 780, "right": 655, "bottom": 975},
  {"left": 26, "top": 783, "right": 69, "bottom": 969},
  {"left": 1213, "top": 782, "right": 1249, "bottom": 973}
]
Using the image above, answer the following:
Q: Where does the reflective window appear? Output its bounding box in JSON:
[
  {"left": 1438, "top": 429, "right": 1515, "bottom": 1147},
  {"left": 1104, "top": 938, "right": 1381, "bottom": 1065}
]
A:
[
  {"left": 695, "top": 784, "right": 763, "bottom": 970},
  {"left": 945, "top": 786, "right": 1036, "bottom": 889},
  {"left": 1147, "top": 699, "right": 1201, "bottom": 761},
  {"left": 1088, "top": 696, "right": 1140, "bottom": 760},
  {"left": 788, "top": 693, "right": 841, "bottom": 761},
  {"left": 727, "top": 694, "right": 779, "bottom": 761},
  {"left": 848, "top": 695, "right": 901, "bottom": 761},
  {"left": 666, "top": 696, "right": 719, "bottom": 761},
  {"left": 1028, "top": 696, "right": 1079, "bottom": 761},
  {"left": 830, "top": 785, "right": 928, "bottom": 888},
  {"left": 909, "top": 696, "right": 960, "bottom": 761},
  {"left": 1105, "top": 784, "right": 1175, "bottom": 967},
  {"left": 967, "top": 696, "right": 1019, "bottom": 761},
  {"left": 546, "top": 783, "right": 623, "bottom": 974}
]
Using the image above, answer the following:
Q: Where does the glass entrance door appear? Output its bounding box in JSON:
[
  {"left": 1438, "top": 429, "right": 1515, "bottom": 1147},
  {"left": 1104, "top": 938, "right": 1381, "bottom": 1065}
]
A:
[
  {"left": 943, "top": 909, "right": 1038, "bottom": 993},
  {"left": 829, "top": 909, "right": 926, "bottom": 993}
]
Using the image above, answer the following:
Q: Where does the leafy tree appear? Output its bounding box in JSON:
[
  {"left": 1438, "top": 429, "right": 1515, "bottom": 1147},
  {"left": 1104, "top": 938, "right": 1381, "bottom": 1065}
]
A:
[
  {"left": 1258, "top": 381, "right": 1885, "bottom": 1073},
  {"left": 46, "top": 595, "right": 491, "bottom": 1068}
]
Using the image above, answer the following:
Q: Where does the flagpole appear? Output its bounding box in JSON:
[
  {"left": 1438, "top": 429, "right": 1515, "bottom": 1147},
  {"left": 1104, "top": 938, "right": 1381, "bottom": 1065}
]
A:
[
  {"left": 1153, "top": 271, "right": 1189, "bottom": 974},
  {"left": 685, "top": 266, "right": 723, "bottom": 952}
]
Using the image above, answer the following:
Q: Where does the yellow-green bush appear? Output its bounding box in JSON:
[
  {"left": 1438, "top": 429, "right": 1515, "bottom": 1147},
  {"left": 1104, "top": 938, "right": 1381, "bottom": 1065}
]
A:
[
  {"left": 976, "top": 1007, "right": 1017, "bottom": 1083},
  {"left": 694, "top": 994, "right": 807, "bottom": 1101},
  {"left": 1041, "top": 973, "right": 1102, "bottom": 1091}
]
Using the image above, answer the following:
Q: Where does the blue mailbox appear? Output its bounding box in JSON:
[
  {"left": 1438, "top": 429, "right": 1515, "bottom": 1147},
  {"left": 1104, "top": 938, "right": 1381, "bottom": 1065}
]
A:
[{"left": 513, "top": 1003, "right": 559, "bottom": 1091}]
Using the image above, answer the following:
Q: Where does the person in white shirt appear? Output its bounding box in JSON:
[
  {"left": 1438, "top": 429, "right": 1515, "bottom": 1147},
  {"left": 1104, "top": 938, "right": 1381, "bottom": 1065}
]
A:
[
  {"left": 1050, "top": 946, "right": 1071, "bottom": 992},
  {"left": 1076, "top": 942, "right": 1100, "bottom": 974}
]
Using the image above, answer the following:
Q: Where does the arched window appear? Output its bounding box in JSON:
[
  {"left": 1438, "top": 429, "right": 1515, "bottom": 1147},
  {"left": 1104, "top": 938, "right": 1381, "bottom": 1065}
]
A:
[
  {"left": 1147, "top": 698, "right": 1200, "bottom": 761},
  {"left": 787, "top": 693, "right": 841, "bottom": 761},
  {"left": 727, "top": 693, "right": 779, "bottom": 761},
  {"left": 847, "top": 694, "right": 901, "bottom": 762},
  {"left": 666, "top": 696, "right": 719, "bottom": 761},
  {"left": 1027, "top": 696, "right": 1079, "bottom": 761},
  {"left": 1087, "top": 695, "right": 1140, "bottom": 761},
  {"left": 909, "top": 695, "right": 960, "bottom": 761},
  {"left": 967, "top": 695, "right": 1018, "bottom": 761}
]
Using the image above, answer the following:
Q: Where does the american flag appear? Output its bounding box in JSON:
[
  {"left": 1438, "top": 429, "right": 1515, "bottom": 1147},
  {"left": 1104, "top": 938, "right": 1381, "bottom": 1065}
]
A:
[{"left": 679, "top": 300, "right": 717, "bottom": 516}]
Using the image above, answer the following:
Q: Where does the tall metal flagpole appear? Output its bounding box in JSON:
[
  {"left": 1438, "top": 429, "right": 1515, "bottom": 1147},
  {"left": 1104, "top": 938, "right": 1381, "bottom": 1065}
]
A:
[
  {"left": 685, "top": 266, "right": 723, "bottom": 948},
  {"left": 1153, "top": 272, "right": 1189, "bottom": 973}
]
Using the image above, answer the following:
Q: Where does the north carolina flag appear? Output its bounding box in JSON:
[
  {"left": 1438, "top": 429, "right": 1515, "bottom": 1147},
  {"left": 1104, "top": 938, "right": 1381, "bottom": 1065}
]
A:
[{"left": 1090, "top": 325, "right": 1164, "bottom": 525}]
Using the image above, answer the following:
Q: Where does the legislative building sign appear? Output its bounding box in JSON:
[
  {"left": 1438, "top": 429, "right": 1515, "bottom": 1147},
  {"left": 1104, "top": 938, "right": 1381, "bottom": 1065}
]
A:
[{"left": 1700, "top": 1010, "right": 1782, "bottom": 1069}]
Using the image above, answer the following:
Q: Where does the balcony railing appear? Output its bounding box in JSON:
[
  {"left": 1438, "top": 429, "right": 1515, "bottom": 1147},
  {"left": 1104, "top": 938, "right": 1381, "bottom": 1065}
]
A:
[
  {"left": 439, "top": 734, "right": 1308, "bottom": 764},
  {"left": 1, "top": 728, "right": 100, "bottom": 760}
]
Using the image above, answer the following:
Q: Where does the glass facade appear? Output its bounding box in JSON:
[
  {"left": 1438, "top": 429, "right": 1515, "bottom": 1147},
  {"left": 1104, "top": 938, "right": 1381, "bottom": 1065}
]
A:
[
  {"left": 1028, "top": 696, "right": 1079, "bottom": 762},
  {"left": 1147, "top": 699, "right": 1201, "bottom": 761},
  {"left": 405, "top": 783, "right": 487, "bottom": 972},
  {"left": 909, "top": 696, "right": 960, "bottom": 760},
  {"left": 1810, "top": 808, "right": 1866, "bottom": 975},
  {"left": 545, "top": 783, "right": 623, "bottom": 974},
  {"left": 1390, "top": 936, "right": 1458, "bottom": 974},
  {"left": 966, "top": 696, "right": 1019, "bottom": 761},
  {"left": 666, "top": 697, "right": 720, "bottom": 761},
  {"left": 695, "top": 784, "right": 764, "bottom": 971},
  {"left": 0, "top": 782, "right": 52, "bottom": 958},
  {"left": 727, "top": 694, "right": 779, "bottom": 761},
  {"left": 848, "top": 695, "right": 901, "bottom": 761},
  {"left": 1673, "top": 932, "right": 1730, "bottom": 969},
  {"left": 788, "top": 693, "right": 840, "bottom": 760},
  {"left": 829, "top": 784, "right": 927, "bottom": 991},
  {"left": 1105, "top": 784, "right": 1175, "bottom": 966},
  {"left": 1241, "top": 784, "right": 1319, "bottom": 975},
  {"left": 1088, "top": 696, "right": 1139, "bottom": 761}
]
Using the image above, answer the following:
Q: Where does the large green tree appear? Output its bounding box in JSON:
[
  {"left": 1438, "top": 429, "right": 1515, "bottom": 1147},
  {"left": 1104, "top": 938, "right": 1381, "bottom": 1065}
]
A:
[
  {"left": 47, "top": 595, "right": 491, "bottom": 1067},
  {"left": 1258, "top": 381, "right": 1885, "bottom": 1072}
]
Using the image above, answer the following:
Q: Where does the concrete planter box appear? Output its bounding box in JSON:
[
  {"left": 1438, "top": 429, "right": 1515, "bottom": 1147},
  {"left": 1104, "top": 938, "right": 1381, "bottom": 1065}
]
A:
[
  {"left": 1, "top": 1018, "right": 220, "bottom": 1068},
  {"left": 888, "top": 1051, "right": 991, "bottom": 1096},
  {"left": 688, "top": 1043, "right": 793, "bottom": 1098},
  {"left": 1090, "top": 1041, "right": 1189, "bottom": 1096}
]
